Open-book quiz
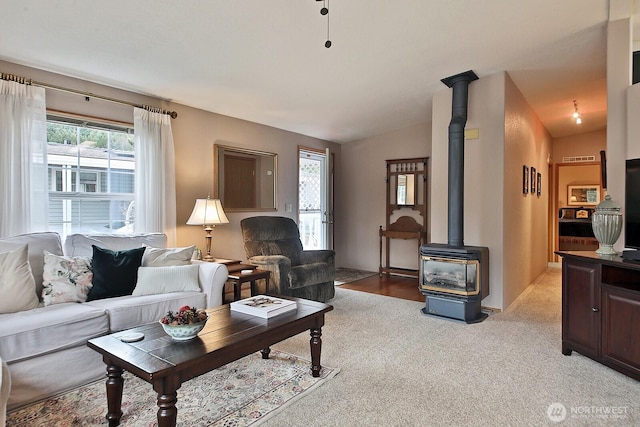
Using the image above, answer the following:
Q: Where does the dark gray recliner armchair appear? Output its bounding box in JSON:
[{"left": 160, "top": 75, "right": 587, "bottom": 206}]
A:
[{"left": 240, "top": 216, "right": 335, "bottom": 302}]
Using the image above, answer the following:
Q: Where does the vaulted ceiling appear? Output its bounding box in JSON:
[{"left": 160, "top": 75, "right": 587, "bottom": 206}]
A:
[{"left": 0, "top": 1, "right": 624, "bottom": 143}]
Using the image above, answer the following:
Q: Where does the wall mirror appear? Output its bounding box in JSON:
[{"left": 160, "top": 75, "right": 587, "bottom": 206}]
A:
[
  {"left": 396, "top": 174, "right": 416, "bottom": 205},
  {"left": 214, "top": 144, "right": 277, "bottom": 212}
]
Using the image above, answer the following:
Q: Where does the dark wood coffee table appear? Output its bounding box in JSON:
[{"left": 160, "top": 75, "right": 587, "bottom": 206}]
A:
[{"left": 87, "top": 297, "right": 333, "bottom": 427}]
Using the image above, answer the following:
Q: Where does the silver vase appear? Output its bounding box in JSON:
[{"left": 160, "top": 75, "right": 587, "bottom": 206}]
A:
[{"left": 592, "top": 195, "right": 623, "bottom": 255}]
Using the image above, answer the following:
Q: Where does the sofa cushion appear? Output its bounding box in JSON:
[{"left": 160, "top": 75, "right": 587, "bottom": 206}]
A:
[
  {"left": 133, "top": 264, "right": 200, "bottom": 296},
  {"left": 0, "top": 303, "right": 108, "bottom": 363},
  {"left": 63, "top": 233, "right": 166, "bottom": 257},
  {"left": 86, "top": 246, "right": 146, "bottom": 301},
  {"left": 41, "top": 251, "right": 93, "bottom": 306},
  {"left": 85, "top": 292, "right": 206, "bottom": 332},
  {"left": 142, "top": 245, "right": 195, "bottom": 266},
  {"left": 0, "top": 232, "right": 63, "bottom": 296},
  {"left": 0, "top": 245, "right": 39, "bottom": 314}
]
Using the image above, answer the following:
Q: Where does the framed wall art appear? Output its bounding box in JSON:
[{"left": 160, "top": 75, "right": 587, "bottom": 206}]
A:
[
  {"left": 567, "top": 185, "right": 600, "bottom": 206},
  {"left": 536, "top": 172, "right": 542, "bottom": 197},
  {"left": 530, "top": 167, "right": 536, "bottom": 194},
  {"left": 523, "top": 165, "right": 529, "bottom": 194}
]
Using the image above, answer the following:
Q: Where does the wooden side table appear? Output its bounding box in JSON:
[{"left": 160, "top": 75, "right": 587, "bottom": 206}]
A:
[{"left": 225, "top": 265, "right": 271, "bottom": 302}]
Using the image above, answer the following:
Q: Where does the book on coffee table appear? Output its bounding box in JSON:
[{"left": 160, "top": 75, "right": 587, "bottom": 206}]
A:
[{"left": 230, "top": 295, "right": 297, "bottom": 319}]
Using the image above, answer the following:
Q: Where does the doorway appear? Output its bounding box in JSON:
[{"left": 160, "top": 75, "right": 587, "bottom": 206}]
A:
[
  {"left": 298, "top": 147, "right": 333, "bottom": 250},
  {"left": 552, "top": 161, "right": 602, "bottom": 262}
]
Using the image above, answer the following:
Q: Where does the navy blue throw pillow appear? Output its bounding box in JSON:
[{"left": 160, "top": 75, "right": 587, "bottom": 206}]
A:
[{"left": 86, "top": 245, "right": 146, "bottom": 301}]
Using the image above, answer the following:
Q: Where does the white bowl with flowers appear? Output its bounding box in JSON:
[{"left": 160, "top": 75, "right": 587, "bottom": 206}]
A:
[{"left": 159, "top": 305, "right": 208, "bottom": 341}]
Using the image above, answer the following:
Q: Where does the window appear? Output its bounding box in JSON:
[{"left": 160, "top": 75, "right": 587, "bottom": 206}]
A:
[{"left": 46, "top": 116, "right": 135, "bottom": 239}]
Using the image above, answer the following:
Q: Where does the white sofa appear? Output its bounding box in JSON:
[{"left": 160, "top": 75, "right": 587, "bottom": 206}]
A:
[{"left": 0, "top": 232, "right": 228, "bottom": 411}]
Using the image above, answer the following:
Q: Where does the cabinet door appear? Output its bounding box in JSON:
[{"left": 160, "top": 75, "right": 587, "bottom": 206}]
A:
[
  {"left": 562, "top": 259, "right": 600, "bottom": 357},
  {"left": 601, "top": 284, "right": 640, "bottom": 377}
]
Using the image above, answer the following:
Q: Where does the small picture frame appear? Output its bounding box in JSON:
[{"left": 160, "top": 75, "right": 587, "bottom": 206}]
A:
[
  {"left": 536, "top": 172, "right": 542, "bottom": 197},
  {"left": 567, "top": 185, "right": 600, "bottom": 206},
  {"left": 523, "top": 165, "right": 529, "bottom": 194},
  {"left": 530, "top": 167, "right": 537, "bottom": 194}
]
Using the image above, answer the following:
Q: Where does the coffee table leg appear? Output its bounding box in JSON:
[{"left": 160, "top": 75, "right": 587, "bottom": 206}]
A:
[
  {"left": 310, "top": 327, "right": 322, "bottom": 377},
  {"left": 105, "top": 365, "right": 124, "bottom": 426},
  {"left": 154, "top": 377, "right": 179, "bottom": 427}
]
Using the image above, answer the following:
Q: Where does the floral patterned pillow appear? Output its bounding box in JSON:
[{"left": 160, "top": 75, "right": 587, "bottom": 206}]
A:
[{"left": 41, "top": 250, "right": 93, "bottom": 306}]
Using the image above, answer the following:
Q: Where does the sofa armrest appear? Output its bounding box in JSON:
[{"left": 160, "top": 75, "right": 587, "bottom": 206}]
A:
[
  {"left": 247, "top": 255, "right": 291, "bottom": 295},
  {"left": 192, "top": 261, "right": 228, "bottom": 307},
  {"left": 300, "top": 249, "right": 335, "bottom": 265}
]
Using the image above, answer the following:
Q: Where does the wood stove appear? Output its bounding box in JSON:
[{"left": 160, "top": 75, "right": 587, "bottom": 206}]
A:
[
  {"left": 419, "top": 70, "right": 490, "bottom": 323},
  {"left": 420, "top": 244, "right": 488, "bottom": 323}
]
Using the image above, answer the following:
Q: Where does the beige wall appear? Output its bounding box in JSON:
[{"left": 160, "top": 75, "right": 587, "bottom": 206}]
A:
[
  {"left": 432, "top": 71, "right": 551, "bottom": 311},
  {"left": 503, "top": 74, "right": 553, "bottom": 310},
  {"left": 0, "top": 60, "right": 338, "bottom": 262},
  {"left": 607, "top": 17, "right": 632, "bottom": 251},
  {"left": 553, "top": 130, "right": 607, "bottom": 164},
  {"left": 335, "top": 122, "right": 431, "bottom": 270},
  {"left": 169, "top": 103, "right": 338, "bottom": 260},
  {"left": 432, "top": 72, "right": 506, "bottom": 310}
]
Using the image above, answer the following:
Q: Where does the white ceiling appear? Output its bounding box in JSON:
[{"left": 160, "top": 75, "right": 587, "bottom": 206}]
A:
[{"left": 0, "top": 1, "right": 623, "bottom": 143}]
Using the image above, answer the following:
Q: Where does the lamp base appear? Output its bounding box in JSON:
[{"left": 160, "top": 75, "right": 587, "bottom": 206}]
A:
[{"left": 204, "top": 226, "right": 214, "bottom": 261}]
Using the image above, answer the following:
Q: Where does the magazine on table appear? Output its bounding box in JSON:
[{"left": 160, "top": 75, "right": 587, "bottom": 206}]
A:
[{"left": 230, "top": 295, "right": 297, "bottom": 318}]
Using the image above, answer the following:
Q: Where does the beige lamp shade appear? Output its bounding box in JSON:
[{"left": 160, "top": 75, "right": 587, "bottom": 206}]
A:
[
  {"left": 186, "top": 198, "right": 229, "bottom": 226},
  {"left": 187, "top": 198, "right": 228, "bottom": 261}
]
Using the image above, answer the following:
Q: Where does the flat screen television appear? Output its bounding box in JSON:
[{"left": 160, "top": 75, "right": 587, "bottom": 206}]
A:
[{"left": 625, "top": 158, "right": 640, "bottom": 250}]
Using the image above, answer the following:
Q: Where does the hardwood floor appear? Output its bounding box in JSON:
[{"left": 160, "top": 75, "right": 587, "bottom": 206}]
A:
[
  {"left": 225, "top": 274, "right": 426, "bottom": 303},
  {"left": 339, "top": 274, "right": 425, "bottom": 302}
]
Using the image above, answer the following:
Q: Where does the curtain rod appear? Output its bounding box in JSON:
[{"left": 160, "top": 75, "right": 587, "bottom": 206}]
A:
[{"left": 0, "top": 72, "right": 178, "bottom": 119}]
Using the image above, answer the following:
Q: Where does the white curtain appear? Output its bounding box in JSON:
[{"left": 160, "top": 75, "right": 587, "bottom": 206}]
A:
[
  {"left": 0, "top": 80, "right": 48, "bottom": 238},
  {"left": 133, "top": 107, "right": 177, "bottom": 246}
]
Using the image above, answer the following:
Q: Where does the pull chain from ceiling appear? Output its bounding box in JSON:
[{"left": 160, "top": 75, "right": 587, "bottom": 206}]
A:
[{"left": 316, "top": 0, "right": 331, "bottom": 48}]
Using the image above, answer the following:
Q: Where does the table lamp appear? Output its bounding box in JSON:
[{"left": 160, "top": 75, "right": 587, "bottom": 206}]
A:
[{"left": 186, "top": 197, "right": 229, "bottom": 261}]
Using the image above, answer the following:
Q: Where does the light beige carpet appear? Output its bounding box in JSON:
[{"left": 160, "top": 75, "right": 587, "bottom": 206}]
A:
[{"left": 267, "top": 268, "right": 640, "bottom": 426}]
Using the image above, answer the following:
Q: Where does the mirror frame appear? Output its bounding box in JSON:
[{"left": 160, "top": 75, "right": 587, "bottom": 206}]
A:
[{"left": 214, "top": 144, "right": 278, "bottom": 212}]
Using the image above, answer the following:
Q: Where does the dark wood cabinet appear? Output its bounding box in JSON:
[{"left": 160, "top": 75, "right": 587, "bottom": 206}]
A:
[{"left": 557, "top": 251, "right": 640, "bottom": 381}]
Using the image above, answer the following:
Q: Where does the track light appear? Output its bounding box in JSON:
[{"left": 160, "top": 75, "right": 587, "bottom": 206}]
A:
[{"left": 572, "top": 100, "right": 582, "bottom": 124}]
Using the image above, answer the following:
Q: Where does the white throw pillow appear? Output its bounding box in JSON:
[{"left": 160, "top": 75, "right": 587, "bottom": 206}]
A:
[
  {"left": 0, "top": 244, "right": 40, "bottom": 314},
  {"left": 132, "top": 264, "right": 201, "bottom": 296},
  {"left": 141, "top": 245, "right": 195, "bottom": 267},
  {"left": 41, "top": 250, "right": 93, "bottom": 306}
]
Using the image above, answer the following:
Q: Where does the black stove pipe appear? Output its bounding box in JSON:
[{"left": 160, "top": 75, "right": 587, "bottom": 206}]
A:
[{"left": 441, "top": 70, "right": 478, "bottom": 247}]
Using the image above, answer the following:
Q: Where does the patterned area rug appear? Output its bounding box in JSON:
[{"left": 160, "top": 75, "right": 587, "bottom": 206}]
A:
[
  {"left": 334, "top": 268, "right": 377, "bottom": 286},
  {"left": 7, "top": 350, "right": 339, "bottom": 427}
]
